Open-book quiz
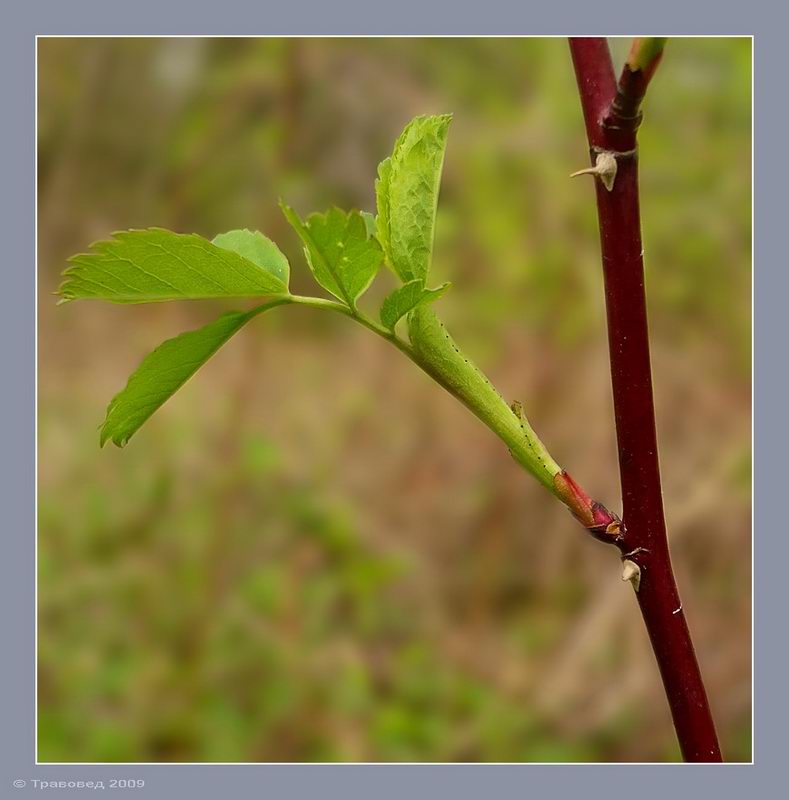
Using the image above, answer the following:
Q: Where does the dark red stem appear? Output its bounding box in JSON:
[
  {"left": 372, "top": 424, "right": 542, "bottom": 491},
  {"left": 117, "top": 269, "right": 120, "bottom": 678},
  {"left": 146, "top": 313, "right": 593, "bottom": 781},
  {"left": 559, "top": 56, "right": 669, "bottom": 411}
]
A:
[{"left": 568, "top": 37, "right": 722, "bottom": 762}]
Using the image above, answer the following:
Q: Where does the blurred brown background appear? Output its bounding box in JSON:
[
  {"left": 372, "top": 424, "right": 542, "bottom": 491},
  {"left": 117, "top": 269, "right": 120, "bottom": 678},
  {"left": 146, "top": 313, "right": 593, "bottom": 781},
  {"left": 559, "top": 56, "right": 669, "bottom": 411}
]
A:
[{"left": 37, "top": 37, "right": 751, "bottom": 762}]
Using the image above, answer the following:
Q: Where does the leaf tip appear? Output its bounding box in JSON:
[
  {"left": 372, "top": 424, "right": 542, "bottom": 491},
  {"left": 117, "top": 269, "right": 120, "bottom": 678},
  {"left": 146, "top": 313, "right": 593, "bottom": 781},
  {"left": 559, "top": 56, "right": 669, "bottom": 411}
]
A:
[{"left": 100, "top": 423, "right": 129, "bottom": 449}]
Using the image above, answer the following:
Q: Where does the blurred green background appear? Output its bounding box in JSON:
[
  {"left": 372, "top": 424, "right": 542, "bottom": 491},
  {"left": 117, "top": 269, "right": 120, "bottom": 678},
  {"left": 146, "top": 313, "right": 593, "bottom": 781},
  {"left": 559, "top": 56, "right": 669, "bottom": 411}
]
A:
[{"left": 37, "top": 37, "right": 751, "bottom": 762}]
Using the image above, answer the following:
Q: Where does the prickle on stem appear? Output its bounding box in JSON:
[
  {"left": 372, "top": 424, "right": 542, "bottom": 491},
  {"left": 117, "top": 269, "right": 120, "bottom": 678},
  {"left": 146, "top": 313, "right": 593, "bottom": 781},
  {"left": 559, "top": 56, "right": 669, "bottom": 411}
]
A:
[
  {"left": 622, "top": 559, "right": 641, "bottom": 592},
  {"left": 570, "top": 150, "right": 618, "bottom": 191}
]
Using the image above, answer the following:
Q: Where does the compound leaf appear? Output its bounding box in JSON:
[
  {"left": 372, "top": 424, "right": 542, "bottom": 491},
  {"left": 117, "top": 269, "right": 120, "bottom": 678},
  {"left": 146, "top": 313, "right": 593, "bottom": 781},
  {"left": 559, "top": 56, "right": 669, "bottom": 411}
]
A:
[
  {"left": 59, "top": 228, "right": 289, "bottom": 304},
  {"left": 281, "top": 202, "right": 382, "bottom": 309},
  {"left": 380, "top": 279, "right": 451, "bottom": 331},
  {"left": 99, "top": 301, "right": 285, "bottom": 447},
  {"left": 375, "top": 114, "right": 452, "bottom": 283}
]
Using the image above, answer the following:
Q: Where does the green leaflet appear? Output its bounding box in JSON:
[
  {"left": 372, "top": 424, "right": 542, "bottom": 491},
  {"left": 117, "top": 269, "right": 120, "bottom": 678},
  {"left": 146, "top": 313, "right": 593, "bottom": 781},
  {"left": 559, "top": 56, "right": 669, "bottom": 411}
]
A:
[
  {"left": 100, "top": 301, "right": 287, "bottom": 447},
  {"left": 407, "top": 306, "right": 560, "bottom": 490},
  {"left": 375, "top": 114, "right": 452, "bottom": 283},
  {"left": 360, "top": 211, "right": 377, "bottom": 238},
  {"left": 380, "top": 280, "right": 451, "bottom": 331},
  {"left": 212, "top": 229, "right": 290, "bottom": 285},
  {"left": 280, "top": 202, "right": 383, "bottom": 309},
  {"left": 59, "top": 228, "right": 289, "bottom": 303}
]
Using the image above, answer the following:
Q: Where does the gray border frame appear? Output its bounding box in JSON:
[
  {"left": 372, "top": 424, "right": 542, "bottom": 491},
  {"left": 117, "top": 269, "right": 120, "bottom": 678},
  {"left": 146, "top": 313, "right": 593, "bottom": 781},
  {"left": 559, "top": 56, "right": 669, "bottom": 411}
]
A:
[{"left": 6, "top": 1, "right": 773, "bottom": 797}]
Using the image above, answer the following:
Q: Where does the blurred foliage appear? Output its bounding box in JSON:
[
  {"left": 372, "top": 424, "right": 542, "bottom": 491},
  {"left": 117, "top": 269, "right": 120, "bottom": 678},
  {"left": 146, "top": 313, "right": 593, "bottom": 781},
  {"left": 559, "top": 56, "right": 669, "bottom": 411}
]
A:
[{"left": 38, "top": 37, "right": 751, "bottom": 762}]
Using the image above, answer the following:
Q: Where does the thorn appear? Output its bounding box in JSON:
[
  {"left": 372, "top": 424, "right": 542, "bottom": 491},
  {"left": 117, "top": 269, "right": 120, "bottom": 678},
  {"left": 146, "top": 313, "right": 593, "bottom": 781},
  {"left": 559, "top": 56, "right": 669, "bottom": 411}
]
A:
[
  {"left": 510, "top": 400, "right": 523, "bottom": 419},
  {"left": 621, "top": 559, "right": 641, "bottom": 592},
  {"left": 570, "top": 151, "right": 618, "bottom": 191}
]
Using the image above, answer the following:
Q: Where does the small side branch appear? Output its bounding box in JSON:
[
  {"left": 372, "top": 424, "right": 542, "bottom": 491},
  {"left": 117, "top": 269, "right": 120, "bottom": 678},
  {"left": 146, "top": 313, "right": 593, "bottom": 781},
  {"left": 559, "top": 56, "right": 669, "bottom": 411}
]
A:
[{"left": 604, "top": 38, "right": 667, "bottom": 143}]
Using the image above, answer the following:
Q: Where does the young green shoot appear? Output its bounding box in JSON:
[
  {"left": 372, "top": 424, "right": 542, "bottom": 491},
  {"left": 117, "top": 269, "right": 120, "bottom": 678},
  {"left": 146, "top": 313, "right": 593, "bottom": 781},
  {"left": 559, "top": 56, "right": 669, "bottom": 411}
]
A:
[{"left": 59, "top": 114, "right": 619, "bottom": 542}]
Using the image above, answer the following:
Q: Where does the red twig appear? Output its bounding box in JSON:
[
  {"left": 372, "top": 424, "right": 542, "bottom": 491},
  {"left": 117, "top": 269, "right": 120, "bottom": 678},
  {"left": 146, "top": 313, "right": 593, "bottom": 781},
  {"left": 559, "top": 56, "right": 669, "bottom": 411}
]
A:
[{"left": 568, "top": 37, "right": 722, "bottom": 762}]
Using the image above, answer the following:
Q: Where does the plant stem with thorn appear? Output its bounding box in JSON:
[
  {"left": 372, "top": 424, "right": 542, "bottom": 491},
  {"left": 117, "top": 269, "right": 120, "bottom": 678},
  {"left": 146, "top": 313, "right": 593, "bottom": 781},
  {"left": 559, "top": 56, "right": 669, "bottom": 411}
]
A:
[{"left": 568, "top": 36, "right": 722, "bottom": 762}]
